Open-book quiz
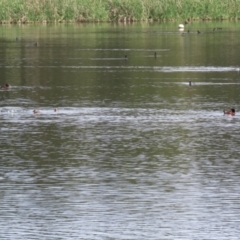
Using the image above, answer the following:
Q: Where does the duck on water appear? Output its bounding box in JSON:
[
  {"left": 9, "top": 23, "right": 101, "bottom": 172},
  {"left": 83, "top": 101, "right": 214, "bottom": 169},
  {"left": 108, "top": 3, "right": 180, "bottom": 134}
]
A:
[
  {"left": 1, "top": 83, "right": 10, "bottom": 90},
  {"left": 224, "top": 108, "right": 235, "bottom": 116}
]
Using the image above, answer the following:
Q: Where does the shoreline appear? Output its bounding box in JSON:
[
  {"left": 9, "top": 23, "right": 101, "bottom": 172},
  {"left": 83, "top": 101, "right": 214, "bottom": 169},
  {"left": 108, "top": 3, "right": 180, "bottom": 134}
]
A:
[{"left": 0, "top": 18, "right": 239, "bottom": 25}]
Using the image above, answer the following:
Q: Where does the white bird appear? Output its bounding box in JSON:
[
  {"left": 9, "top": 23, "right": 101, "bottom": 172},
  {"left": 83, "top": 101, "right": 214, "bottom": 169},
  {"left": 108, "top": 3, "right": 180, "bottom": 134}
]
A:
[{"left": 178, "top": 24, "right": 184, "bottom": 29}]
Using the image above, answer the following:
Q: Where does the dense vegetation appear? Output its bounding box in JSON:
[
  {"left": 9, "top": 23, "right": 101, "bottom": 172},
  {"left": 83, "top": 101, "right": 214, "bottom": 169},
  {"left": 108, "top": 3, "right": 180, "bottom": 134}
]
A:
[{"left": 0, "top": 0, "right": 240, "bottom": 23}]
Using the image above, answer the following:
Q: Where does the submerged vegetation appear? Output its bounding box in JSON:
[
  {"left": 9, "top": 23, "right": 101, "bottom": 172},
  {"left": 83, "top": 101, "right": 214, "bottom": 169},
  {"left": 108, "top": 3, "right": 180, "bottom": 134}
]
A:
[{"left": 0, "top": 0, "right": 240, "bottom": 23}]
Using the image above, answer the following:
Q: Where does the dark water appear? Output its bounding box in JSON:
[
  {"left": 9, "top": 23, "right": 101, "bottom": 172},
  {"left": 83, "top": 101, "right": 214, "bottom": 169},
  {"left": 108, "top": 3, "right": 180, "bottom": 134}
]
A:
[{"left": 1, "top": 22, "right": 240, "bottom": 239}]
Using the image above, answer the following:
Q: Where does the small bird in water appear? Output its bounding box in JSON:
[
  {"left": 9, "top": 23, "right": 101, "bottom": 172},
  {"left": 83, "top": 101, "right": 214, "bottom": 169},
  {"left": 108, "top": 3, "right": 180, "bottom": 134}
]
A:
[
  {"left": 0, "top": 83, "right": 10, "bottom": 90},
  {"left": 154, "top": 52, "right": 157, "bottom": 58},
  {"left": 54, "top": 108, "right": 59, "bottom": 112},
  {"left": 189, "top": 81, "right": 192, "bottom": 86},
  {"left": 178, "top": 24, "right": 184, "bottom": 29},
  {"left": 33, "top": 109, "right": 40, "bottom": 114},
  {"left": 197, "top": 30, "right": 201, "bottom": 34},
  {"left": 224, "top": 108, "right": 235, "bottom": 116}
]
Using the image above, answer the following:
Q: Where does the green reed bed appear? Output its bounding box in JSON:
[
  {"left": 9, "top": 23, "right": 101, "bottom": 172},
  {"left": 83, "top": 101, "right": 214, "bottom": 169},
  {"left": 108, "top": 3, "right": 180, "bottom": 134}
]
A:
[{"left": 0, "top": 0, "right": 240, "bottom": 23}]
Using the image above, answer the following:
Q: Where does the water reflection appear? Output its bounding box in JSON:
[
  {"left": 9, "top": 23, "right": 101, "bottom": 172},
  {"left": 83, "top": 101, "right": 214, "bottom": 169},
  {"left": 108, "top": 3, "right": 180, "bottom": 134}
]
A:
[{"left": 1, "top": 22, "right": 240, "bottom": 239}]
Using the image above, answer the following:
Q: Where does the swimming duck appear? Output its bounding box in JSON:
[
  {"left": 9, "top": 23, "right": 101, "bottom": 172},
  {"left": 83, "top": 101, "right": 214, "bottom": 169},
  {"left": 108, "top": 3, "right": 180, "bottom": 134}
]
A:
[
  {"left": 0, "top": 83, "right": 10, "bottom": 89},
  {"left": 224, "top": 108, "right": 235, "bottom": 116},
  {"left": 33, "top": 109, "right": 40, "bottom": 114}
]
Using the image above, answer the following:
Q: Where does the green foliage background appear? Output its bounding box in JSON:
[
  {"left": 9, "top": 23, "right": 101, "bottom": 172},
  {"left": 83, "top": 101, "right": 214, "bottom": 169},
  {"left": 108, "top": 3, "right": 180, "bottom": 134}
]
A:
[{"left": 0, "top": 0, "right": 240, "bottom": 23}]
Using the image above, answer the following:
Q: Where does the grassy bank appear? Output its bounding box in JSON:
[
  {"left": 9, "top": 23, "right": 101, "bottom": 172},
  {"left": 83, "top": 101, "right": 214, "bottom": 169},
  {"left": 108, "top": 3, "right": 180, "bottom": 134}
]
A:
[{"left": 0, "top": 0, "right": 240, "bottom": 23}]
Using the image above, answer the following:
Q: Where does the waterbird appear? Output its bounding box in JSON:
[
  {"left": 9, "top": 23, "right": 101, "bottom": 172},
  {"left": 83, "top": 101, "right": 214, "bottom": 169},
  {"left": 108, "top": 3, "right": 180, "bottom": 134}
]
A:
[
  {"left": 178, "top": 24, "right": 184, "bottom": 29},
  {"left": 224, "top": 108, "right": 235, "bottom": 116},
  {"left": 189, "top": 81, "right": 192, "bottom": 86},
  {"left": 33, "top": 109, "right": 40, "bottom": 114},
  {"left": 197, "top": 30, "right": 201, "bottom": 34},
  {"left": 154, "top": 52, "right": 157, "bottom": 58},
  {"left": 0, "top": 83, "right": 10, "bottom": 90}
]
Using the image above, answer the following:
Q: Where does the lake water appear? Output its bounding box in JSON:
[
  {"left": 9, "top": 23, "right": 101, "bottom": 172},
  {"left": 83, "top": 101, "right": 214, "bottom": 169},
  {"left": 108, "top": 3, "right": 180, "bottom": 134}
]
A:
[{"left": 1, "top": 21, "right": 240, "bottom": 239}]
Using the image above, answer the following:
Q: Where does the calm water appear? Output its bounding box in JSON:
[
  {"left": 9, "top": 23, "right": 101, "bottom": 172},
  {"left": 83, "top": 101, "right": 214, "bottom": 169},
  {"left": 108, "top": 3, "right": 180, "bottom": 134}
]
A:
[{"left": 1, "top": 22, "right": 240, "bottom": 239}]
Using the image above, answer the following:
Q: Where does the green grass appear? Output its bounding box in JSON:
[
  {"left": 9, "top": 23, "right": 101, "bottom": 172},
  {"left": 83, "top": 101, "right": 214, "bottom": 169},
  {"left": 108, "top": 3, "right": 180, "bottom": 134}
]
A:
[{"left": 0, "top": 0, "right": 240, "bottom": 23}]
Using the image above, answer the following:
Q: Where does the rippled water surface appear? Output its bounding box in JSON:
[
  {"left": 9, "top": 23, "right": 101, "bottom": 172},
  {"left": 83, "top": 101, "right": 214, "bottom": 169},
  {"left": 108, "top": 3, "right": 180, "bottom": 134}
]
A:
[{"left": 1, "top": 22, "right": 240, "bottom": 239}]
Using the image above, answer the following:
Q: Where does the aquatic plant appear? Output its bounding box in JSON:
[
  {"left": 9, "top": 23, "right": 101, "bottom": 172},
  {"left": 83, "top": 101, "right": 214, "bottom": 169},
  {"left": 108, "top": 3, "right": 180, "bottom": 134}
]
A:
[{"left": 0, "top": 0, "right": 240, "bottom": 23}]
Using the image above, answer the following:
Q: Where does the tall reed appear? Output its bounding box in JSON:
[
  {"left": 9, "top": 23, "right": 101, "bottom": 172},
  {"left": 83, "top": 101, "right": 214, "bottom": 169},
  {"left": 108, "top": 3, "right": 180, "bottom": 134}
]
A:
[{"left": 0, "top": 0, "right": 239, "bottom": 23}]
